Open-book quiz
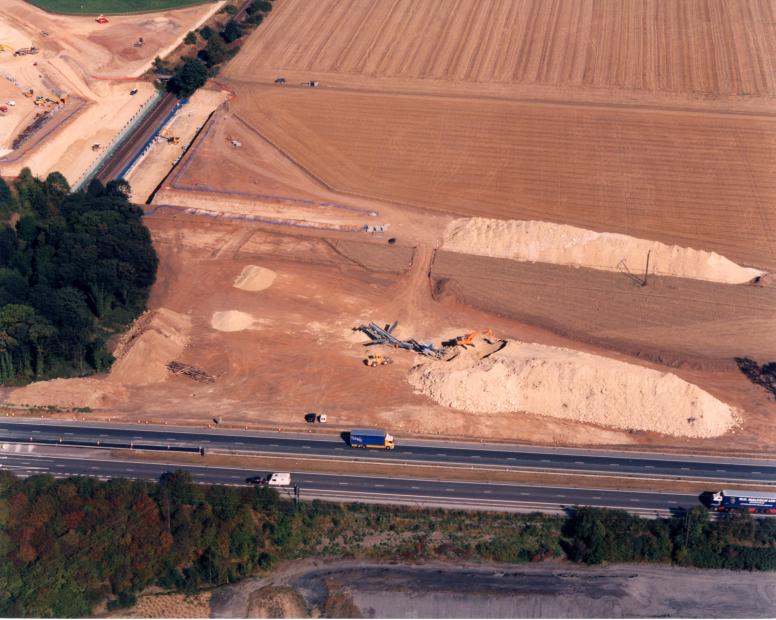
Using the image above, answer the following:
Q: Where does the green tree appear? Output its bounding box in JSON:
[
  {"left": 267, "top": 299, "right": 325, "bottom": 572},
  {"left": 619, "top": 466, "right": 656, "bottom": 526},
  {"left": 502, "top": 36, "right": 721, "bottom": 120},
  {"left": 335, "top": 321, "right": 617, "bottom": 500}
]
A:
[
  {"left": 168, "top": 58, "right": 209, "bottom": 97},
  {"left": 184, "top": 30, "right": 197, "bottom": 45}
]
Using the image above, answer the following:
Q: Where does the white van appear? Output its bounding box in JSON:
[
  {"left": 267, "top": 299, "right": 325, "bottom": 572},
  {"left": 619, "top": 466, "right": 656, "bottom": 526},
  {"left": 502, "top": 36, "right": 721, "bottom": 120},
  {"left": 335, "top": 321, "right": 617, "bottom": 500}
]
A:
[{"left": 267, "top": 472, "right": 292, "bottom": 487}]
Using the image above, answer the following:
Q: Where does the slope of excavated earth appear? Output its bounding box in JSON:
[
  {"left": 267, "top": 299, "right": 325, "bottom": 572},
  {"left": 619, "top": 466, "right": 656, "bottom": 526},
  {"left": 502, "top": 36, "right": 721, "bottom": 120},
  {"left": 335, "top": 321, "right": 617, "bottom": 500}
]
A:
[
  {"left": 442, "top": 218, "right": 765, "bottom": 284},
  {"left": 409, "top": 340, "right": 736, "bottom": 438},
  {"left": 432, "top": 251, "right": 776, "bottom": 363}
]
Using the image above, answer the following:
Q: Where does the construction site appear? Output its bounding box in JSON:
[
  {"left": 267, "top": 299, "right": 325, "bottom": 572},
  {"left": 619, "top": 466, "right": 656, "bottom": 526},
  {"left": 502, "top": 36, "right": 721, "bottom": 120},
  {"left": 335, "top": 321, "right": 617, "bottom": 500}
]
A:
[
  {"left": 5, "top": 0, "right": 776, "bottom": 456},
  {"left": 0, "top": 0, "right": 224, "bottom": 184}
]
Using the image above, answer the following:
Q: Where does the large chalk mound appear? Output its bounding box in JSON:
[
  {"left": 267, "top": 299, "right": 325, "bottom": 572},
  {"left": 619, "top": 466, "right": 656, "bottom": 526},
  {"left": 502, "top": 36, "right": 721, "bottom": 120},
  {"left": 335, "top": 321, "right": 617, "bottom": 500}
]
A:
[
  {"left": 408, "top": 342, "right": 736, "bottom": 438},
  {"left": 442, "top": 218, "right": 764, "bottom": 284}
]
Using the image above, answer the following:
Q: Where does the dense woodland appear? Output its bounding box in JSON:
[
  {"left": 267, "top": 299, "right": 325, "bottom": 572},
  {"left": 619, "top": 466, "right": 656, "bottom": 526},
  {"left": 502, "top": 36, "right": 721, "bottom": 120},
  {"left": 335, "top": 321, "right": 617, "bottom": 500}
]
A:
[
  {"left": 1, "top": 470, "right": 775, "bottom": 617},
  {"left": 0, "top": 170, "right": 157, "bottom": 385}
]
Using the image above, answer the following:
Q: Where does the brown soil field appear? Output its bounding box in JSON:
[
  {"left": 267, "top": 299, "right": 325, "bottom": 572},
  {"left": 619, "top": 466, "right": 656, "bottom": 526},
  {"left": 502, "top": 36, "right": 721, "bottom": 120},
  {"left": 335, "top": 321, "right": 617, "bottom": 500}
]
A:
[
  {"left": 219, "top": 88, "right": 776, "bottom": 270},
  {"left": 431, "top": 251, "right": 776, "bottom": 363},
  {"left": 226, "top": 0, "right": 776, "bottom": 109}
]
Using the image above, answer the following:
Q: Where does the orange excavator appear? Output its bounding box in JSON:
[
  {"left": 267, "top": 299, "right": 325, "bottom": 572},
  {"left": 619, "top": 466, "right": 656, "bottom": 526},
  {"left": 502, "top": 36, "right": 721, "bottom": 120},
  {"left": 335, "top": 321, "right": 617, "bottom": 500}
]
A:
[{"left": 454, "top": 329, "right": 494, "bottom": 348}]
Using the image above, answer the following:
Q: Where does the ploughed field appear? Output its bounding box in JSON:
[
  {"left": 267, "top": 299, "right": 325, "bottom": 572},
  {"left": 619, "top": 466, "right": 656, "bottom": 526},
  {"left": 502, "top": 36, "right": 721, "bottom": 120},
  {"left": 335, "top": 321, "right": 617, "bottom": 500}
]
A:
[
  {"left": 227, "top": 0, "right": 776, "bottom": 104},
  {"left": 226, "top": 88, "right": 776, "bottom": 271}
]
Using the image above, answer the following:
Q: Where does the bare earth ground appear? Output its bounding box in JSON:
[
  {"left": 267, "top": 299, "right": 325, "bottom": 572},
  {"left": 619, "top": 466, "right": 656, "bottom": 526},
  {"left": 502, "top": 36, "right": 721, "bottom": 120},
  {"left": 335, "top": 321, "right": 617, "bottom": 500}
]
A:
[
  {"left": 208, "top": 559, "right": 776, "bottom": 619},
  {"left": 0, "top": 0, "right": 223, "bottom": 183}
]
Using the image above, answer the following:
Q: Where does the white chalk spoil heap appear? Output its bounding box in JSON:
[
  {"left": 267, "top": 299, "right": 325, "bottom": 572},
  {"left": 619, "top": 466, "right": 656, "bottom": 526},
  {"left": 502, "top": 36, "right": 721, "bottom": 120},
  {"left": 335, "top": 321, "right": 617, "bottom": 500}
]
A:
[
  {"left": 408, "top": 342, "right": 737, "bottom": 438},
  {"left": 442, "top": 218, "right": 764, "bottom": 284}
]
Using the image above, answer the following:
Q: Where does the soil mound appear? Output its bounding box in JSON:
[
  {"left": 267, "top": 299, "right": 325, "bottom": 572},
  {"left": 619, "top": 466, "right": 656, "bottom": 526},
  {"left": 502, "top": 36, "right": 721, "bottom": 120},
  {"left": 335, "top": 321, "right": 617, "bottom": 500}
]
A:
[
  {"left": 8, "top": 378, "right": 128, "bottom": 409},
  {"left": 233, "top": 265, "right": 276, "bottom": 291},
  {"left": 442, "top": 218, "right": 764, "bottom": 284},
  {"left": 408, "top": 341, "right": 736, "bottom": 438},
  {"left": 110, "top": 308, "right": 192, "bottom": 385},
  {"left": 211, "top": 310, "right": 257, "bottom": 332}
]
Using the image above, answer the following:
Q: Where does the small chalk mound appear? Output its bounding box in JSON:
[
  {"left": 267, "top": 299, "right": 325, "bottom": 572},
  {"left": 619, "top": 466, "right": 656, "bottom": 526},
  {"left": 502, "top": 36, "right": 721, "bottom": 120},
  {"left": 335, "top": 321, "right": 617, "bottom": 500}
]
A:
[
  {"left": 211, "top": 310, "right": 257, "bottom": 332},
  {"left": 234, "top": 265, "right": 276, "bottom": 291},
  {"left": 409, "top": 341, "right": 737, "bottom": 438},
  {"left": 442, "top": 218, "right": 764, "bottom": 284}
]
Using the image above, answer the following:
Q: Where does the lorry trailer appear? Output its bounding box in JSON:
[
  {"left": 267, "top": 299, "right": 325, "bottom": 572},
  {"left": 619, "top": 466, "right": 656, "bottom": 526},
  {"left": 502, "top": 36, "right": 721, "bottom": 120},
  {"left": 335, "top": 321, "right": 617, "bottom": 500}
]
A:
[
  {"left": 349, "top": 428, "right": 395, "bottom": 450},
  {"left": 710, "top": 489, "right": 776, "bottom": 513},
  {"left": 245, "top": 472, "right": 291, "bottom": 487}
]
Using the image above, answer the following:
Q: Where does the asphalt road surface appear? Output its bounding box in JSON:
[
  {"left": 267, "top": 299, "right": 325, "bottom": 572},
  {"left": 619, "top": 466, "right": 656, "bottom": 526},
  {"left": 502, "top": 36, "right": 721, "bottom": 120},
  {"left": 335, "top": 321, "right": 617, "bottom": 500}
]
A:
[
  {"left": 2, "top": 418, "right": 774, "bottom": 484},
  {"left": 0, "top": 449, "right": 700, "bottom": 516},
  {"left": 94, "top": 91, "right": 178, "bottom": 184}
]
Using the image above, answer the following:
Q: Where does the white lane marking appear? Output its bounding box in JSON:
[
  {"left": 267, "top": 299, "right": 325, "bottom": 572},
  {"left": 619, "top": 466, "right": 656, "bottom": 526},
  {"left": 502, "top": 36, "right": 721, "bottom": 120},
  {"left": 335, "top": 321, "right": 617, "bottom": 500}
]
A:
[
  {"left": 506, "top": 457, "right": 516, "bottom": 461},
  {"left": 55, "top": 464, "right": 64, "bottom": 468},
  {"left": 681, "top": 467, "right": 690, "bottom": 471},
  {"left": 645, "top": 465, "right": 654, "bottom": 469},
  {"left": 64, "top": 433, "right": 74, "bottom": 436},
  {"left": 234, "top": 442, "right": 244, "bottom": 445},
  {"left": 592, "top": 496, "right": 602, "bottom": 500},
  {"left": 30, "top": 431, "right": 40, "bottom": 434},
  {"left": 194, "top": 473, "right": 205, "bottom": 477},
  {"left": 269, "top": 444, "right": 279, "bottom": 447},
  {"left": 668, "top": 501, "right": 678, "bottom": 504},
  {"left": 99, "top": 434, "right": 108, "bottom": 437},
  {"left": 411, "top": 486, "right": 420, "bottom": 490},
  {"left": 519, "top": 492, "right": 530, "bottom": 496},
  {"left": 445, "top": 488, "right": 455, "bottom": 492},
  {"left": 301, "top": 446, "right": 310, "bottom": 449},
  {"left": 556, "top": 494, "right": 566, "bottom": 498},
  {"left": 375, "top": 484, "right": 385, "bottom": 488},
  {"left": 716, "top": 469, "right": 726, "bottom": 472},
  {"left": 338, "top": 482, "right": 349, "bottom": 486},
  {"left": 752, "top": 471, "right": 763, "bottom": 474},
  {"left": 609, "top": 463, "right": 620, "bottom": 467}
]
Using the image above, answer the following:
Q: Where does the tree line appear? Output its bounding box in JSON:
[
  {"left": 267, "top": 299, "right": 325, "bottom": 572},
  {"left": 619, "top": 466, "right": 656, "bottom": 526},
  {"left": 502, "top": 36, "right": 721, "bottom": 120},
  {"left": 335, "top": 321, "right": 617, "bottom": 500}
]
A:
[
  {"left": 0, "top": 171, "right": 157, "bottom": 385},
  {"left": 164, "top": 0, "right": 274, "bottom": 99},
  {"left": 1, "top": 469, "right": 775, "bottom": 617}
]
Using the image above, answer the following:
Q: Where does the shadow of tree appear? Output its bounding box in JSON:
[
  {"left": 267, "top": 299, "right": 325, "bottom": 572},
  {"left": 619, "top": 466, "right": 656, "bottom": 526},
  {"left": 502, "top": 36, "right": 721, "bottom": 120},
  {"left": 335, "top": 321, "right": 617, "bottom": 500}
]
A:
[{"left": 735, "top": 357, "right": 776, "bottom": 399}]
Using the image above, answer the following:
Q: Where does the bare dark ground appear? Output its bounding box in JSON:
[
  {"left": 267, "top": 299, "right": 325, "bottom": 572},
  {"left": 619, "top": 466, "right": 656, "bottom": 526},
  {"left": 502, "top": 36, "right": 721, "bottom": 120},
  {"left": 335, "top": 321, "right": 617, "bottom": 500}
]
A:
[{"left": 210, "top": 559, "right": 776, "bottom": 618}]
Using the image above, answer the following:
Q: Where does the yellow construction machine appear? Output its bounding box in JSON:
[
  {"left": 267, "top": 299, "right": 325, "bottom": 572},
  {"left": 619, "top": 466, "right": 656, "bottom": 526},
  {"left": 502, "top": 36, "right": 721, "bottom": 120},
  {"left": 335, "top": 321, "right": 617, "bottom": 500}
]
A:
[
  {"left": 453, "top": 328, "right": 494, "bottom": 348},
  {"left": 364, "top": 354, "right": 393, "bottom": 367}
]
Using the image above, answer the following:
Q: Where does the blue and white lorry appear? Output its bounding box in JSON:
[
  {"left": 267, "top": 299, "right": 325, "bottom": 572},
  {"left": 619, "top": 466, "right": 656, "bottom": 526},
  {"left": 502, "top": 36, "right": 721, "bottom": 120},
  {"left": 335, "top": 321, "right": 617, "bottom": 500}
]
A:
[
  {"left": 349, "top": 428, "right": 395, "bottom": 450},
  {"left": 709, "top": 489, "right": 776, "bottom": 513}
]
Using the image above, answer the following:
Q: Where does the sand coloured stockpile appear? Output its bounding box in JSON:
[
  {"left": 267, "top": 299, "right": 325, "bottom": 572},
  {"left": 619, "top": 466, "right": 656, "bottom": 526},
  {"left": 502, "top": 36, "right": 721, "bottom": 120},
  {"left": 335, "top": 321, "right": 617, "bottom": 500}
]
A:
[
  {"left": 442, "top": 219, "right": 764, "bottom": 284},
  {"left": 211, "top": 310, "right": 258, "bottom": 332},
  {"left": 9, "top": 378, "right": 128, "bottom": 409},
  {"left": 233, "top": 265, "right": 277, "bottom": 291},
  {"left": 409, "top": 342, "right": 736, "bottom": 438},
  {"left": 110, "top": 308, "right": 192, "bottom": 385}
]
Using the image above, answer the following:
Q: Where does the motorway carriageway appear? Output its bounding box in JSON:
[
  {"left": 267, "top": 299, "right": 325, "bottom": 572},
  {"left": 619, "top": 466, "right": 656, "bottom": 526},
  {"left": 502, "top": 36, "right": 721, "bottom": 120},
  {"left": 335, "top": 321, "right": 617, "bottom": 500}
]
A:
[
  {"left": 2, "top": 418, "right": 776, "bottom": 484},
  {"left": 0, "top": 450, "right": 699, "bottom": 516}
]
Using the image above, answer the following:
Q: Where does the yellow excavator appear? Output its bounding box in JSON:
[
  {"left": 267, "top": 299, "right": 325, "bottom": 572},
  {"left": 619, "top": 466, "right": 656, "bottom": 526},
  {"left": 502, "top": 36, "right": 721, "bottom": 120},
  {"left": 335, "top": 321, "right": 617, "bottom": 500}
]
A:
[
  {"left": 0, "top": 44, "right": 14, "bottom": 54},
  {"left": 364, "top": 354, "right": 393, "bottom": 367},
  {"left": 453, "top": 328, "right": 494, "bottom": 348}
]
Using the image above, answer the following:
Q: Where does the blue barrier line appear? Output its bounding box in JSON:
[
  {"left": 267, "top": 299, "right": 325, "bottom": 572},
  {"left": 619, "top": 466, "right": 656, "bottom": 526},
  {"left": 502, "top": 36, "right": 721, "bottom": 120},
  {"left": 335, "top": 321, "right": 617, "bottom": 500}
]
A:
[{"left": 117, "top": 98, "right": 188, "bottom": 180}]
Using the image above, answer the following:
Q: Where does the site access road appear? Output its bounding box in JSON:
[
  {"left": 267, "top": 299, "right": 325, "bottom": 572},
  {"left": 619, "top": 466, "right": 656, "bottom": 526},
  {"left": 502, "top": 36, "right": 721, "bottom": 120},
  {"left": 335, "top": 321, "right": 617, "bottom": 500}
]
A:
[{"left": 1, "top": 418, "right": 774, "bottom": 484}]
